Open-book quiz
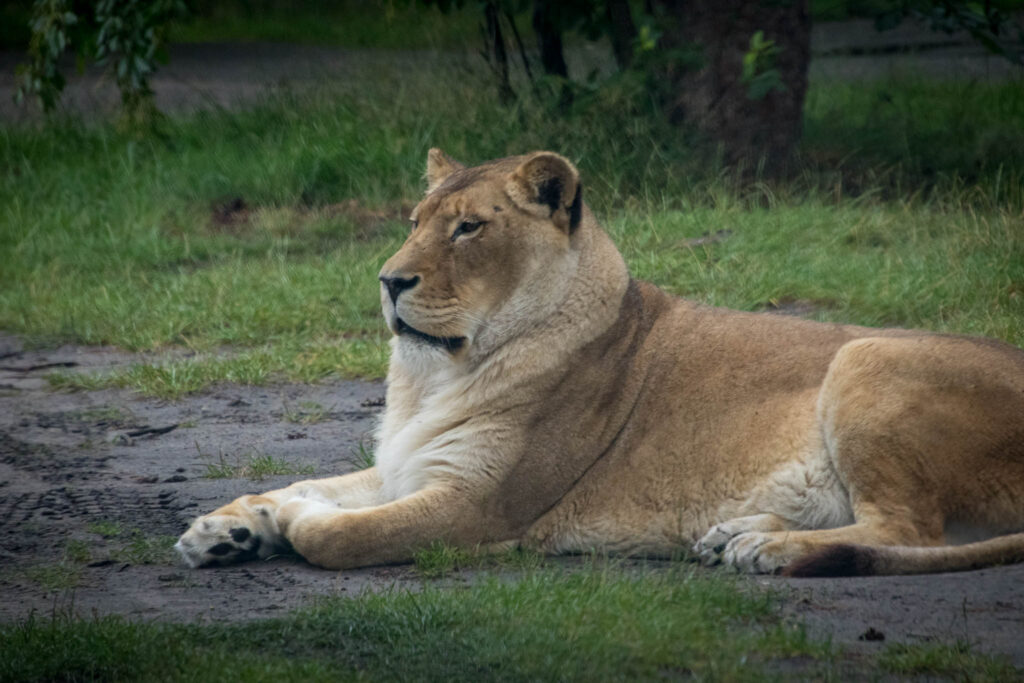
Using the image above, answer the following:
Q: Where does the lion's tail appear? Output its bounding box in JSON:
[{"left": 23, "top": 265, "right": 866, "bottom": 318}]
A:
[{"left": 782, "top": 532, "right": 1024, "bottom": 577}]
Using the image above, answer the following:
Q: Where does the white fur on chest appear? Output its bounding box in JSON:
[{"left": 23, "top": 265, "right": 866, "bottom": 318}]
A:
[{"left": 374, "top": 343, "right": 515, "bottom": 502}]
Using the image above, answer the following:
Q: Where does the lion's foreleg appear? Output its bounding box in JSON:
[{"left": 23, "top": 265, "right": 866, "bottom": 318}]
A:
[
  {"left": 270, "top": 466, "right": 384, "bottom": 510},
  {"left": 176, "top": 468, "right": 384, "bottom": 567},
  {"left": 277, "top": 486, "right": 475, "bottom": 570}
]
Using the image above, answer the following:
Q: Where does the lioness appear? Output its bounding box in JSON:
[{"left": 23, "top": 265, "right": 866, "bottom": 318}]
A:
[{"left": 176, "top": 150, "right": 1024, "bottom": 576}]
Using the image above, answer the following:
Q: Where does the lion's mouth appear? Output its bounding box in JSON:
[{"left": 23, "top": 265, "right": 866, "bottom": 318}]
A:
[{"left": 396, "top": 318, "right": 465, "bottom": 352}]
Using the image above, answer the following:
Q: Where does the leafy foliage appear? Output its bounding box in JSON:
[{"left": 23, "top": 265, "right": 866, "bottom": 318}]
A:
[
  {"left": 94, "top": 0, "right": 187, "bottom": 114},
  {"left": 741, "top": 30, "right": 787, "bottom": 100},
  {"left": 14, "top": 0, "right": 76, "bottom": 111},
  {"left": 15, "top": 0, "right": 187, "bottom": 117},
  {"left": 876, "top": 0, "right": 1024, "bottom": 64}
]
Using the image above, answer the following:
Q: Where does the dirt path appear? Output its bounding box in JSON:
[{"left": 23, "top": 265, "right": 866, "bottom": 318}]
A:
[
  {"left": 1, "top": 333, "right": 1022, "bottom": 668},
  {"left": 1, "top": 19, "right": 1018, "bottom": 122},
  {"left": 0, "top": 333, "right": 419, "bottom": 623}
]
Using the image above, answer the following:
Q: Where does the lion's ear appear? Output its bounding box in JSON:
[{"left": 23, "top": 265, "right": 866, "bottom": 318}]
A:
[
  {"left": 506, "top": 151, "right": 583, "bottom": 233},
  {"left": 425, "top": 148, "right": 464, "bottom": 192}
]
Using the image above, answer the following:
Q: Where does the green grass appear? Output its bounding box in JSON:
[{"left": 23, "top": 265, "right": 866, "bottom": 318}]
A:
[
  {"left": 803, "top": 79, "right": 1024, "bottom": 200},
  {"left": 283, "top": 399, "right": 330, "bottom": 425},
  {"left": 82, "top": 522, "right": 178, "bottom": 565},
  {"left": 87, "top": 520, "right": 125, "bottom": 538},
  {"left": 201, "top": 450, "right": 315, "bottom": 481},
  {"left": 20, "top": 540, "right": 91, "bottom": 591},
  {"left": 111, "top": 531, "right": 179, "bottom": 566},
  {"left": 0, "top": 567, "right": 832, "bottom": 681},
  {"left": 21, "top": 562, "right": 81, "bottom": 592},
  {"left": 2, "top": 63, "right": 1022, "bottom": 401},
  {"left": 350, "top": 437, "right": 376, "bottom": 470},
  {"left": 413, "top": 541, "right": 546, "bottom": 579},
  {"left": 4, "top": 75, "right": 1023, "bottom": 397},
  {"left": 879, "top": 641, "right": 1019, "bottom": 680},
  {"left": 3, "top": 565, "right": 1013, "bottom": 681}
]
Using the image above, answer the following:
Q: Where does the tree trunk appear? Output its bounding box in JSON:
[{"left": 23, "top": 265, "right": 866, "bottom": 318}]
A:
[
  {"left": 656, "top": 0, "right": 811, "bottom": 168},
  {"left": 484, "top": 2, "right": 515, "bottom": 104},
  {"left": 531, "top": 2, "right": 569, "bottom": 78},
  {"left": 606, "top": 0, "right": 638, "bottom": 70},
  {"left": 532, "top": 2, "right": 571, "bottom": 107}
]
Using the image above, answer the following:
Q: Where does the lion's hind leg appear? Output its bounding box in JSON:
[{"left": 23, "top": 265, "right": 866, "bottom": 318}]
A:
[
  {"left": 720, "top": 336, "right": 1024, "bottom": 577},
  {"left": 718, "top": 518, "right": 938, "bottom": 574}
]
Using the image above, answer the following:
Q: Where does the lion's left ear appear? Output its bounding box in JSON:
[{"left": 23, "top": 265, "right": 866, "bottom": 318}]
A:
[
  {"left": 506, "top": 152, "right": 583, "bottom": 233},
  {"left": 425, "top": 148, "right": 464, "bottom": 192}
]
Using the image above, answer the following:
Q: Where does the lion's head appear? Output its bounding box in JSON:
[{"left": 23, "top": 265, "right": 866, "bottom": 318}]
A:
[{"left": 378, "top": 149, "right": 586, "bottom": 359}]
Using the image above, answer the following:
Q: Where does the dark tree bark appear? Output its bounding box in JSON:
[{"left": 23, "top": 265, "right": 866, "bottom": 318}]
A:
[
  {"left": 505, "top": 9, "right": 536, "bottom": 87},
  {"left": 484, "top": 2, "right": 515, "bottom": 104},
  {"left": 532, "top": 2, "right": 569, "bottom": 78},
  {"left": 605, "top": 0, "right": 638, "bottom": 69},
  {"left": 655, "top": 0, "right": 811, "bottom": 168}
]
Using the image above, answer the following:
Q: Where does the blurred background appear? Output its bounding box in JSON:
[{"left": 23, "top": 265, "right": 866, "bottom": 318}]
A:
[{"left": 1, "top": 0, "right": 1022, "bottom": 396}]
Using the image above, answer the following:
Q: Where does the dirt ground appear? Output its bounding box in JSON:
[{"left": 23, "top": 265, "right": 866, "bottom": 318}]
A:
[{"left": 0, "top": 332, "right": 1022, "bottom": 668}]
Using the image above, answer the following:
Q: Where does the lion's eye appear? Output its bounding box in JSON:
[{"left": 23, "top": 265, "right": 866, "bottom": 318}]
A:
[
  {"left": 410, "top": 219, "right": 419, "bottom": 232},
  {"left": 452, "top": 220, "right": 484, "bottom": 241}
]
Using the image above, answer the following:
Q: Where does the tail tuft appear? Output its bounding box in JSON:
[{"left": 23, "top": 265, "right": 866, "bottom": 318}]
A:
[{"left": 782, "top": 543, "right": 876, "bottom": 577}]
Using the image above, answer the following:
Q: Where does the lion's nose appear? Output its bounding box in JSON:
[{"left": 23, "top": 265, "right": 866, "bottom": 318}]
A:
[{"left": 379, "top": 274, "right": 420, "bottom": 304}]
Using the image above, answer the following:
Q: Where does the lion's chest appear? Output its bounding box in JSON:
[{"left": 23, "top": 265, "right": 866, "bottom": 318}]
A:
[{"left": 375, "top": 407, "right": 515, "bottom": 502}]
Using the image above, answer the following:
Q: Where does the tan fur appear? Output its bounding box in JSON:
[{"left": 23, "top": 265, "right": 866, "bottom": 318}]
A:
[{"left": 177, "top": 150, "right": 1024, "bottom": 576}]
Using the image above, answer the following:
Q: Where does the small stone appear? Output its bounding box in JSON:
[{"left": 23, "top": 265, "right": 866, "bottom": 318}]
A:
[{"left": 106, "top": 432, "right": 134, "bottom": 446}]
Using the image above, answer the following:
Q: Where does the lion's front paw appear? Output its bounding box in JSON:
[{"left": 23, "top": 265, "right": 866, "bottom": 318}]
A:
[
  {"left": 694, "top": 522, "right": 746, "bottom": 566},
  {"left": 694, "top": 514, "right": 785, "bottom": 566},
  {"left": 176, "top": 496, "right": 281, "bottom": 568},
  {"left": 720, "top": 532, "right": 800, "bottom": 574}
]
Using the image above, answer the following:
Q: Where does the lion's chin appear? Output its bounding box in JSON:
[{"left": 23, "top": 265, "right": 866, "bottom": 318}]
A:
[{"left": 396, "top": 317, "right": 466, "bottom": 352}]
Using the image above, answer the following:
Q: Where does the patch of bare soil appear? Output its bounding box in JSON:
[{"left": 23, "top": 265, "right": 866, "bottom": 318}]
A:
[
  {"left": 0, "top": 333, "right": 417, "bottom": 623},
  {"left": 205, "top": 196, "right": 413, "bottom": 242},
  {"left": 0, "top": 332, "right": 1021, "bottom": 669}
]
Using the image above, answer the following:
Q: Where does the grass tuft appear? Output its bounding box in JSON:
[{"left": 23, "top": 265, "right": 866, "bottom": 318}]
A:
[
  {"left": 22, "top": 563, "right": 82, "bottom": 592},
  {"left": 350, "top": 437, "right": 376, "bottom": 470},
  {"left": 413, "top": 541, "right": 546, "bottom": 579},
  {"left": 283, "top": 400, "right": 329, "bottom": 425},
  {"left": 879, "top": 641, "right": 1018, "bottom": 680},
  {"left": 201, "top": 450, "right": 315, "bottom": 481}
]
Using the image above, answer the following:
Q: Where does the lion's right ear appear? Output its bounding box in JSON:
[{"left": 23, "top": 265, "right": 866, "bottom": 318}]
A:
[
  {"left": 506, "top": 151, "right": 582, "bottom": 234},
  {"left": 425, "top": 148, "right": 464, "bottom": 192}
]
